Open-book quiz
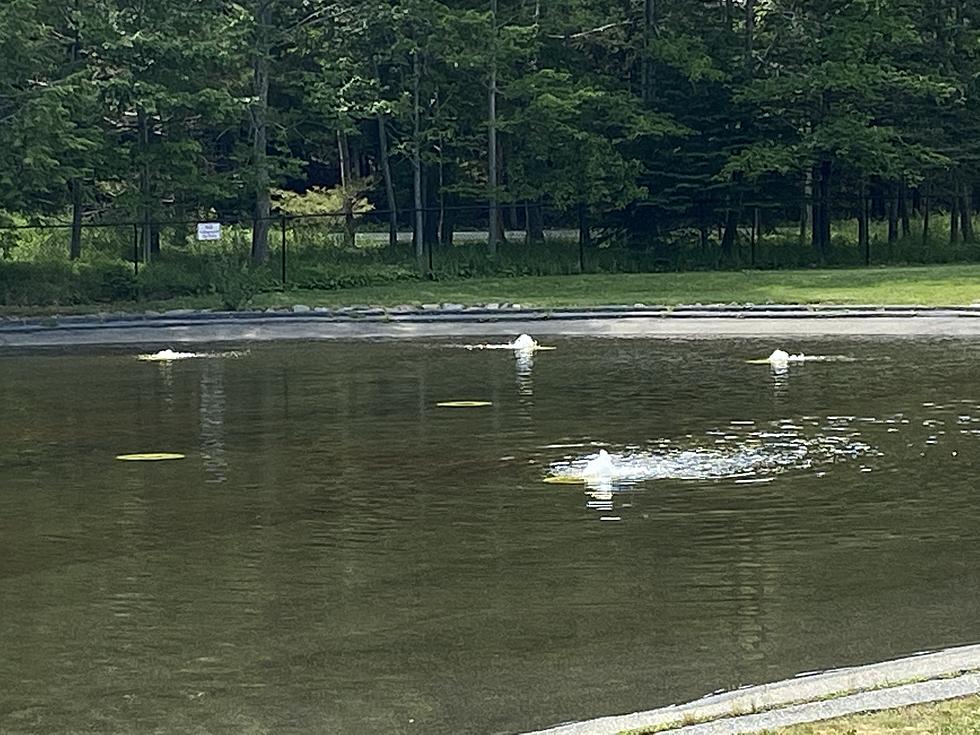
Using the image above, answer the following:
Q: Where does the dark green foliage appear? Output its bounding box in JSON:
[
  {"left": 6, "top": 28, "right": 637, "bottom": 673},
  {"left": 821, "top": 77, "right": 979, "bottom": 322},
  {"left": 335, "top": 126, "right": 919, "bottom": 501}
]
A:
[
  {"left": 1, "top": 0, "right": 980, "bottom": 278},
  {"left": 0, "top": 260, "right": 136, "bottom": 306}
]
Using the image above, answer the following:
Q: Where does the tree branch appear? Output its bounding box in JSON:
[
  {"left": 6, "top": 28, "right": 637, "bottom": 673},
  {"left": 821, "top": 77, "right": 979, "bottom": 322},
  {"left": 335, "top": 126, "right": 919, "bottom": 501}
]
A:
[{"left": 546, "top": 20, "right": 633, "bottom": 41}]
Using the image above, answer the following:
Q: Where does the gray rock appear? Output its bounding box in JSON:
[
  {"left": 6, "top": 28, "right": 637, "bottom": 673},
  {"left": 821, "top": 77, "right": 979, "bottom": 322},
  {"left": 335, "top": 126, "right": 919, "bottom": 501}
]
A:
[
  {"left": 163, "top": 309, "right": 195, "bottom": 317},
  {"left": 442, "top": 303, "right": 465, "bottom": 311},
  {"left": 421, "top": 303, "right": 440, "bottom": 310},
  {"left": 313, "top": 306, "right": 331, "bottom": 313},
  {"left": 484, "top": 303, "right": 501, "bottom": 310},
  {"left": 292, "top": 304, "right": 311, "bottom": 313}
]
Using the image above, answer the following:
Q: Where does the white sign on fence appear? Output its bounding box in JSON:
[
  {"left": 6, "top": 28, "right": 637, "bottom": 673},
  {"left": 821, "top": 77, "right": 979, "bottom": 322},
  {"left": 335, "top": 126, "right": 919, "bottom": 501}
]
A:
[{"left": 196, "top": 222, "right": 222, "bottom": 241}]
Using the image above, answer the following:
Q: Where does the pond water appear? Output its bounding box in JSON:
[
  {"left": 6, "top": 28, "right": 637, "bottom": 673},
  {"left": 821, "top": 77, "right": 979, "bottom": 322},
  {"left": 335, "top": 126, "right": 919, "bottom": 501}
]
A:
[{"left": 1, "top": 337, "right": 979, "bottom": 734}]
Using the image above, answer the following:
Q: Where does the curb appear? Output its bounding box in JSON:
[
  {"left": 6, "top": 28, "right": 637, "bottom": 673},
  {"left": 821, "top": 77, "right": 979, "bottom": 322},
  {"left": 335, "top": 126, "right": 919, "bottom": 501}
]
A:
[
  {"left": 519, "top": 644, "right": 980, "bottom": 735},
  {"left": 4, "top": 305, "right": 980, "bottom": 336}
]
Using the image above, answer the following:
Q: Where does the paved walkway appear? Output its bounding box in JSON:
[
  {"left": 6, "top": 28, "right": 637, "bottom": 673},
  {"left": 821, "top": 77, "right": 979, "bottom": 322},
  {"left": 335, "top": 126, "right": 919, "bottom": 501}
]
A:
[
  {"left": 520, "top": 644, "right": 980, "bottom": 735},
  {"left": 4, "top": 305, "right": 980, "bottom": 346}
]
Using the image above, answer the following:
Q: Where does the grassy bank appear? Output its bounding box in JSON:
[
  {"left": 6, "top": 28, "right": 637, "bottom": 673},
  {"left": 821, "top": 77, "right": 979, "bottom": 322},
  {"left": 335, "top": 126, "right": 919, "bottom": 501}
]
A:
[
  {"left": 759, "top": 693, "right": 980, "bottom": 734},
  {"left": 2, "top": 264, "right": 980, "bottom": 317}
]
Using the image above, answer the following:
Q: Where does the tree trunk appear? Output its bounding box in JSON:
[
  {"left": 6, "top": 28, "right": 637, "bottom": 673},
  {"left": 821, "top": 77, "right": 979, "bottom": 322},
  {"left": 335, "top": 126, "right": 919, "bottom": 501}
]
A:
[
  {"left": 437, "top": 135, "right": 446, "bottom": 248},
  {"left": 411, "top": 50, "right": 424, "bottom": 267},
  {"left": 137, "top": 107, "right": 152, "bottom": 264},
  {"left": 887, "top": 183, "right": 899, "bottom": 243},
  {"left": 250, "top": 0, "right": 272, "bottom": 264},
  {"left": 921, "top": 182, "right": 930, "bottom": 246},
  {"left": 950, "top": 193, "right": 960, "bottom": 244},
  {"left": 150, "top": 224, "right": 161, "bottom": 256},
  {"left": 350, "top": 137, "right": 363, "bottom": 179},
  {"left": 342, "top": 199, "right": 355, "bottom": 249},
  {"left": 423, "top": 165, "right": 440, "bottom": 248},
  {"left": 488, "top": 0, "right": 501, "bottom": 255},
  {"left": 507, "top": 202, "right": 519, "bottom": 231},
  {"left": 858, "top": 183, "right": 869, "bottom": 265},
  {"left": 69, "top": 178, "right": 83, "bottom": 260},
  {"left": 641, "top": 0, "right": 656, "bottom": 102},
  {"left": 819, "top": 158, "right": 831, "bottom": 253},
  {"left": 810, "top": 164, "right": 821, "bottom": 253},
  {"left": 745, "top": 0, "right": 755, "bottom": 69},
  {"left": 577, "top": 202, "right": 590, "bottom": 272},
  {"left": 527, "top": 201, "right": 545, "bottom": 243},
  {"left": 899, "top": 183, "right": 911, "bottom": 237},
  {"left": 960, "top": 182, "right": 974, "bottom": 243},
  {"left": 337, "top": 130, "right": 352, "bottom": 187},
  {"left": 577, "top": 203, "right": 591, "bottom": 248},
  {"left": 376, "top": 114, "right": 398, "bottom": 249},
  {"left": 801, "top": 170, "right": 811, "bottom": 242},
  {"left": 720, "top": 208, "right": 738, "bottom": 261},
  {"left": 440, "top": 204, "right": 455, "bottom": 249}
]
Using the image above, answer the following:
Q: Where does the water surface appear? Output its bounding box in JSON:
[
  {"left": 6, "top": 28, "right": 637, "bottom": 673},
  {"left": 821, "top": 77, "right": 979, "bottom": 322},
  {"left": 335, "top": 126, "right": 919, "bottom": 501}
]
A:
[{"left": 1, "top": 338, "right": 979, "bottom": 734}]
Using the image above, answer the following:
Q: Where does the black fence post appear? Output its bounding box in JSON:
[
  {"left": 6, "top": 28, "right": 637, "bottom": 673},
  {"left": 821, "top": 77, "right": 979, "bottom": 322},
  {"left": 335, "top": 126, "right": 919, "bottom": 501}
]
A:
[{"left": 280, "top": 215, "right": 287, "bottom": 286}]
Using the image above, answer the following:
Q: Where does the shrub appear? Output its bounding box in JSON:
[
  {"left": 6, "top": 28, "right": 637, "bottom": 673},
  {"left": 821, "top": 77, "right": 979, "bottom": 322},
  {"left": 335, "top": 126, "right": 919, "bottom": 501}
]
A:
[{"left": 0, "top": 259, "right": 136, "bottom": 306}]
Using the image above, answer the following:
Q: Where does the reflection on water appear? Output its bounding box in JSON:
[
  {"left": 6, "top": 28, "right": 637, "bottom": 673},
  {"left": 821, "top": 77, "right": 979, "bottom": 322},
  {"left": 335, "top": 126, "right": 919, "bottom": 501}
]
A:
[
  {"left": 516, "top": 350, "right": 534, "bottom": 397},
  {"left": 1, "top": 338, "right": 980, "bottom": 735},
  {"left": 199, "top": 361, "right": 227, "bottom": 484}
]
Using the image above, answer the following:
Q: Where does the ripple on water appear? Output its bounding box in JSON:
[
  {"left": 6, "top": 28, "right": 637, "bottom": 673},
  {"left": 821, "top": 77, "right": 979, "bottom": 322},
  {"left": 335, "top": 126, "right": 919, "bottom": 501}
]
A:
[{"left": 548, "top": 418, "right": 877, "bottom": 488}]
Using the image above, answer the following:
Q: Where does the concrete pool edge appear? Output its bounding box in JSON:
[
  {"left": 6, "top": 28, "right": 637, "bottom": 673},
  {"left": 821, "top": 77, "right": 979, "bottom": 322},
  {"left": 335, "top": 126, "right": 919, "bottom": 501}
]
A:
[
  {"left": 518, "top": 644, "right": 980, "bottom": 735},
  {"left": 6, "top": 306, "right": 980, "bottom": 346}
]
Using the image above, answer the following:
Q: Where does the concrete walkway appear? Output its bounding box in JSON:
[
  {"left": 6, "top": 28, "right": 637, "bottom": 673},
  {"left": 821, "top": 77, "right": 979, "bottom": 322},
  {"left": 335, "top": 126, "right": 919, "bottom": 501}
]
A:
[
  {"left": 4, "top": 305, "right": 980, "bottom": 347},
  {"left": 520, "top": 644, "right": 980, "bottom": 735}
]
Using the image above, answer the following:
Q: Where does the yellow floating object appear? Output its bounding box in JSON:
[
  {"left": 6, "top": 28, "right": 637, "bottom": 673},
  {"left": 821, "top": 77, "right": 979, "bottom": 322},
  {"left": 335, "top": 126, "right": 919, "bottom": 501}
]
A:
[
  {"left": 115, "top": 453, "right": 186, "bottom": 462},
  {"left": 745, "top": 358, "right": 773, "bottom": 365},
  {"left": 543, "top": 475, "right": 586, "bottom": 485},
  {"left": 436, "top": 401, "right": 493, "bottom": 408}
]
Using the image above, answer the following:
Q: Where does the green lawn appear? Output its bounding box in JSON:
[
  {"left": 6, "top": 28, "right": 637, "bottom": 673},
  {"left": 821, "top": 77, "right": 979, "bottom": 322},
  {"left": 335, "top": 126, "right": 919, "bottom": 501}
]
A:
[
  {"left": 256, "top": 265, "right": 980, "bottom": 309},
  {"left": 3, "top": 264, "right": 980, "bottom": 317},
  {"left": 757, "top": 694, "right": 980, "bottom": 734}
]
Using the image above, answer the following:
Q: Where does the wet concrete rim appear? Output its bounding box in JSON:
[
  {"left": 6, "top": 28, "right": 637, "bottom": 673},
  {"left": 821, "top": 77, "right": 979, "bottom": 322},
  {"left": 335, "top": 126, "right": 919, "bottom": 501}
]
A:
[
  {"left": 518, "top": 644, "right": 980, "bottom": 735},
  {"left": 5, "top": 308, "right": 980, "bottom": 346}
]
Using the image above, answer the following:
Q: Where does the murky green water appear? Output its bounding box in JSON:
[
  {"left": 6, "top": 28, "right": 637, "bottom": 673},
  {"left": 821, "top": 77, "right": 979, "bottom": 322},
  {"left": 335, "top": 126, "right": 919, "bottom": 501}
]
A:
[{"left": 2, "top": 338, "right": 979, "bottom": 734}]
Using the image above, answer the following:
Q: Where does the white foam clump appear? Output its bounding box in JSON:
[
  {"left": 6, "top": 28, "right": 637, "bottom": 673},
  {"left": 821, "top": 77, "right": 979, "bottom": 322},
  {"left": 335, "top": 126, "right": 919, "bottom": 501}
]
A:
[
  {"left": 767, "top": 349, "right": 805, "bottom": 366},
  {"left": 551, "top": 431, "right": 873, "bottom": 488},
  {"left": 583, "top": 449, "right": 616, "bottom": 480},
  {"left": 509, "top": 333, "right": 538, "bottom": 351},
  {"left": 137, "top": 349, "right": 200, "bottom": 362},
  {"left": 463, "top": 333, "right": 550, "bottom": 352}
]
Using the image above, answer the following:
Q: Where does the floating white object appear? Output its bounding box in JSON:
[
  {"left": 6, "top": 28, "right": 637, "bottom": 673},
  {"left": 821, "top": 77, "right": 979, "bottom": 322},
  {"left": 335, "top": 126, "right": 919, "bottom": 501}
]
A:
[
  {"left": 583, "top": 449, "right": 616, "bottom": 480},
  {"left": 765, "top": 349, "right": 806, "bottom": 367},
  {"left": 116, "top": 452, "right": 186, "bottom": 461},
  {"left": 137, "top": 349, "right": 200, "bottom": 362},
  {"left": 460, "top": 334, "right": 555, "bottom": 352},
  {"left": 509, "top": 333, "right": 538, "bottom": 351}
]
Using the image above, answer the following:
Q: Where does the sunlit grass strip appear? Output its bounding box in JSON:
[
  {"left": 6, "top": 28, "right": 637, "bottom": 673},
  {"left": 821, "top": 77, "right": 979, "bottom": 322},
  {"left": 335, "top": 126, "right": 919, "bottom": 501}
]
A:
[
  {"left": 622, "top": 673, "right": 979, "bottom": 735},
  {"left": 753, "top": 693, "right": 980, "bottom": 734}
]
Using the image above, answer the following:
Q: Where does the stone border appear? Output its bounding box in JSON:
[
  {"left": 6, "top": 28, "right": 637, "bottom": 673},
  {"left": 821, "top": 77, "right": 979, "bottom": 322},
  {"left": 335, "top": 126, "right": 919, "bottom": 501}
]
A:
[
  {"left": 5, "top": 305, "right": 980, "bottom": 346},
  {"left": 519, "top": 644, "right": 980, "bottom": 735}
]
